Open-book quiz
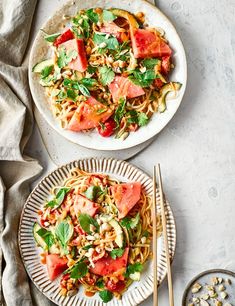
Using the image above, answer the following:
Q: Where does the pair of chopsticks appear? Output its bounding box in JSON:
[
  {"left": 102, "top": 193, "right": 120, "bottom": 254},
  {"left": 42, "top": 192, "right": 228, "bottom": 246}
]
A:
[{"left": 152, "top": 164, "right": 174, "bottom": 306}]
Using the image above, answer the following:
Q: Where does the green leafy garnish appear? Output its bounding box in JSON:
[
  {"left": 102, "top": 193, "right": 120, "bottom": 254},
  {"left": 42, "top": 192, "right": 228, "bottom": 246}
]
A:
[
  {"left": 82, "top": 244, "right": 93, "bottom": 250},
  {"left": 110, "top": 248, "right": 124, "bottom": 259},
  {"left": 36, "top": 228, "right": 55, "bottom": 249},
  {"left": 120, "top": 213, "right": 140, "bottom": 229},
  {"left": 55, "top": 219, "right": 74, "bottom": 251},
  {"left": 63, "top": 78, "right": 90, "bottom": 97},
  {"left": 99, "top": 290, "right": 113, "bottom": 303},
  {"left": 40, "top": 65, "right": 53, "bottom": 79},
  {"left": 87, "top": 65, "right": 97, "bottom": 74},
  {"left": 78, "top": 213, "right": 99, "bottom": 234},
  {"left": 128, "top": 69, "right": 156, "bottom": 87},
  {"left": 77, "top": 84, "right": 90, "bottom": 97},
  {"left": 46, "top": 187, "right": 70, "bottom": 209},
  {"left": 67, "top": 89, "right": 77, "bottom": 101},
  {"left": 57, "top": 48, "right": 78, "bottom": 68},
  {"left": 86, "top": 9, "right": 99, "bottom": 23},
  {"left": 84, "top": 185, "right": 106, "bottom": 201},
  {"left": 102, "top": 10, "right": 117, "bottom": 22},
  {"left": 44, "top": 32, "right": 60, "bottom": 43},
  {"left": 81, "top": 78, "right": 98, "bottom": 89},
  {"left": 99, "top": 66, "right": 115, "bottom": 86},
  {"left": 70, "top": 262, "right": 88, "bottom": 279},
  {"left": 127, "top": 110, "right": 149, "bottom": 127},
  {"left": 125, "top": 262, "right": 143, "bottom": 277},
  {"left": 72, "top": 16, "right": 90, "bottom": 38},
  {"left": 96, "top": 279, "right": 104, "bottom": 288},
  {"left": 142, "top": 230, "right": 150, "bottom": 238},
  {"left": 142, "top": 58, "right": 159, "bottom": 69},
  {"left": 114, "top": 98, "right": 126, "bottom": 127},
  {"left": 93, "top": 33, "right": 119, "bottom": 50}
]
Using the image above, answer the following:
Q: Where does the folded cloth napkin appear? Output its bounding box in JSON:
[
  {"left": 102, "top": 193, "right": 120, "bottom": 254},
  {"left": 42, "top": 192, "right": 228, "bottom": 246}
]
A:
[{"left": 0, "top": 1, "right": 54, "bottom": 305}]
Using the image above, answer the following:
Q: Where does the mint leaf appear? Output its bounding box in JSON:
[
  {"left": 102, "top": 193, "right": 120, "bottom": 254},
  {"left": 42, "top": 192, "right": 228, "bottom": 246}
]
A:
[
  {"left": 78, "top": 214, "right": 99, "bottom": 234},
  {"left": 142, "top": 58, "right": 159, "bottom": 69},
  {"left": 44, "top": 32, "right": 60, "bottom": 43},
  {"left": 99, "top": 66, "right": 115, "bottom": 86},
  {"left": 55, "top": 220, "right": 74, "bottom": 249},
  {"left": 99, "top": 290, "right": 113, "bottom": 303},
  {"left": 114, "top": 98, "right": 126, "bottom": 127},
  {"left": 70, "top": 262, "right": 88, "bottom": 279},
  {"left": 41, "top": 65, "right": 53, "bottom": 79},
  {"left": 102, "top": 10, "right": 117, "bottom": 22},
  {"left": 84, "top": 185, "right": 105, "bottom": 200},
  {"left": 86, "top": 9, "right": 99, "bottom": 23},
  {"left": 125, "top": 262, "right": 143, "bottom": 277},
  {"left": 37, "top": 228, "right": 55, "bottom": 249},
  {"left": 45, "top": 187, "right": 70, "bottom": 209},
  {"left": 110, "top": 248, "right": 124, "bottom": 259}
]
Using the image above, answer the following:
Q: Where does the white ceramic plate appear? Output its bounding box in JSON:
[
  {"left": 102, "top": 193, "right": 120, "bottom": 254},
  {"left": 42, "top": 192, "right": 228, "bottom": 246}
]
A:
[
  {"left": 19, "top": 158, "right": 176, "bottom": 306},
  {"left": 28, "top": 0, "right": 187, "bottom": 151}
]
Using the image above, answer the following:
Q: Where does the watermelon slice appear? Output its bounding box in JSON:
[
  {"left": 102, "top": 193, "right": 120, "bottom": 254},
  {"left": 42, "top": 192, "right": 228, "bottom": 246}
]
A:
[
  {"left": 46, "top": 254, "right": 68, "bottom": 281},
  {"left": 161, "top": 56, "right": 171, "bottom": 74},
  {"left": 60, "top": 38, "right": 88, "bottom": 72},
  {"left": 73, "top": 194, "right": 99, "bottom": 217},
  {"left": 100, "top": 22, "right": 125, "bottom": 42},
  {"left": 67, "top": 96, "right": 113, "bottom": 132},
  {"left": 131, "top": 28, "right": 172, "bottom": 59},
  {"left": 53, "top": 29, "right": 74, "bottom": 47},
  {"left": 90, "top": 248, "right": 129, "bottom": 276},
  {"left": 110, "top": 182, "right": 141, "bottom": 219},
  {"left": 109, "top": 76, "right": 145, "bottom": 102}
]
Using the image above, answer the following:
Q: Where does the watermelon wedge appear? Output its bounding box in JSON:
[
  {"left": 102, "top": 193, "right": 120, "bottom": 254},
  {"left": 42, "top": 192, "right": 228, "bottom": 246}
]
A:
[
  {"left": 73, "top": 194, "right": 99, "bottom": 217},
  {"left": 46, "top": 254, "right": 68, "bottom": 281},
  {"left": 53, "top": 29, "right": 74, "bottom": 47},
  {"left": 109, "top": 76, "right": 145, "bottom": 102},
  {"left": 90, "top": 248, "right": 129, "bottom": 276},
  {"left": 110, "top": 182, "right": 141, "bottom": 219},
  {"left": 60, "top": 38, "right": 88, "bottom": 72},
  {"left": 100, "top": 22, "right": 125, "bottom": 42},
  {"left": 67, "top": 96, "right": 113, "bottom": 132},
  {"left": 131, "top": 28, "right": 172, "bottom": 59}
]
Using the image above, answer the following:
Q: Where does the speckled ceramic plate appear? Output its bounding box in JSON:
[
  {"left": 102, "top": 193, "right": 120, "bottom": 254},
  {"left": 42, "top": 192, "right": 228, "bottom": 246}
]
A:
[
  {"left": 19, "top": 158, "right": 176, "bottom": 306},
  {"left": 182, "top": 269, "right": 235, "bottom": 306},
  {"left": 28, "top": 0, "right": 187, "bottom": 151}
]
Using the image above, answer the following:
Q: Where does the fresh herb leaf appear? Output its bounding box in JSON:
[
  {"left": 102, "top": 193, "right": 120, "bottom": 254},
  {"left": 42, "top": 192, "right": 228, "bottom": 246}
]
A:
[
  {"left": 125, "top": 262, "right": 143, "bottom": 277},
  {"left": 102, "top": 10, "right": 117, "bottom": 22},
  {"left": 120, "top": 213, "right": 140, "bottom": 229},
  {"left": 114, "top": 98, "right": 126, "bottom": 127},
  {"left": 87, "top": 65, "right": 97, "bottom": 74},
  {"left": 86, "top": 8, "right": 99, "bottom": 23},
  {"left": 57, "top": 48, "right": 78, "bottom": 68},
  {"left": 128, "top": 69, "right": 156, "bottom": 87},
  {"left": 142, "top": 58, "right": 159, "bottom": 69},
  {"left": 99, "top": 290, "right": 113, "bottom": 303},
  {"left": 82, "top": 244, "right": 93, "bottom": 250},
  {"left": 46, "top": 187, "right": 70, "bottom": 209},
  {"left": 84, "top": 185, "right": 105, "bottom": 200},
  {"left": 70, "top": 262, "right": 88, "bottom": 279},
  {"left": 37, "top": 228, "right": 55, "bottom": 249},
  {"left": 142, "top": 230, "right": 150, "bottom": 238},
  {"left": 67, "top": 89, "right": 77, "bottom": 101},
  {"left": 93, "top": 33, "right": 119, "bottom": 50},
  {"left": 137, "top": 113, "right": 149, "bottom": 126},
  {"left": 78, "top": 84, "right": 90, "bottom": 97},
  {"left": 78, "top": 213, "right": 99, "bottom": 234},
  {"left": 99, "top": 66, "right": 115, "bottom": 86},
  {"left": 96, "top": 108, "right": 107, "bottom": 114},
  {"left": 40, "top": 65, "right": 53, "bottom": 79},
  {"left": 96, "top": 279, "right": 104, "bottom": 288},
  {"left": 71, "top": 26, "right": 83, "bottom": 39},
  {"left": 55, "top": 219, "right": 74, "bottom": 250},
  {"left": 80, "top": 78, "right": 98, "bottom": 89},
  {"left": 110, "top": 248, "right": 124, "bottom": 259},
  {"left": 44, "top": 32, "right": 60, "bottom": 43},
  {"left": 56, "top": 90, "right": 67, "bottom": 103}
]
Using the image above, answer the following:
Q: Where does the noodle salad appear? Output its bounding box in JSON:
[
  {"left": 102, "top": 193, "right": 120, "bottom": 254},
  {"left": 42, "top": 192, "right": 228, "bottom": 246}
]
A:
[
  {"left": 33, "top": 168, "right": 162, "bottom": 303},
  {"left": 33, "top": 8, "right": 181, "bottom": 140}
]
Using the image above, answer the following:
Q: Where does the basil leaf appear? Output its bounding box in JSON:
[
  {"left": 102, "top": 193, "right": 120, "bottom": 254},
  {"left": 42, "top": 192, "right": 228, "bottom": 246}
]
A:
[
  {"left": 114, "top": 98, "right": 126, "bottom": 127},
  {"left": 78, "top": 84, "right": 90, "bottom": 97},
  {"left": 102, "top": 10, "right": 117, "bottom": 22},
  {"left": 78, "top": 213, "right": 99, "bottom": 234},
  {"left": 99, "top": 66, "right": 115, "bottom": 86},
  {"left": 46, "top": 187, "right": 70, "bottom": 209},
  {"left": 99, "top": 290, "right": 113, "bottom": 303},
  {"left": 55, "top": 220, "right": 74, "bottom": 249},
  {"left": 120, "top": 213, "right": 140, "bottom": 229},
  {"left": 84, "top": 185, "right": 104, "bottom": 200},
  {"left": 142, "top": 58, "right": 159, "bottom": 69},
  {"left": 93, "top": 33, "right": 119, "bottom": 50},
  {"left": 125, "top": 262, "right": 143, "bottom": 277},
  {"left": 86, "top": 8, "right": 99, "bottom": 23},
  {"left": 110, "top": 248, "right": 124, "bottom": 259},
  {"left": 37, "top": 228, "right": 55, "bottom": 249},
  {"left": 96, "top": 279, "right": 104, "bottom": 288},
  {"left": 70, "top": 262, "right": 88, "bottom": 279},
  {"left": 44, "top": 32, "right": 60, "bottom": 43},
  {"left": 41, "top": 65, "right": 53, "bottom": 79}
]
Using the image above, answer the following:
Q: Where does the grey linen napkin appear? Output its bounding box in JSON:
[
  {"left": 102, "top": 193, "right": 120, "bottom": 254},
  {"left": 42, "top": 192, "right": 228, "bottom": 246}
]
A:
[{"left": 0, "top": 1, "right": 54, "bottom": 305}]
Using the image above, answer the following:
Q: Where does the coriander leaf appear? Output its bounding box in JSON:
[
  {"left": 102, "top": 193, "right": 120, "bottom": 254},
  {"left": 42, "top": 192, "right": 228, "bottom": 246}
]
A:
[
  {"left": 102, "top": 10, "right": 117, "bottom": 22},
  {"left": 55, "top": 220, "right": 74, "bottom": 249},
  {"left": 120, "top": 213, "right": 140, "bottom": 229},
  {"left": 96, "top": 279, "right": 104, "bottom": 288},
  {"left": 37, "top": 228, "right": 55, "bottom": 249},
  {"left": 57, "top": 48, "right": 77, "bottom": 68},
  {"left": 138, "top": 113, "right": 149, "bottom": 126},
  {"left": 142, "top": 58, "right": 159, "bottom": 69},
  {"left": 86, "top": 9, "right": 99, "bottom": 23},
  {"left": 114, "top": 98, "right": 126, "bottom": 127},
  {"left": 71, "top": 26, "right": 83, "bottom": 39},
  {"left": 41, "top": 65, "right": 53, "bottom": 79},
  {"left": 78, "top": 84, "right": 90, "bottom": 97},
  {"left": 70, "top": 262, "right": 88, "bottom": 279},
  {"left": 44, "top": 32, "right": 60, "bottom": 43},
  {"left": 56, "top": 90, "right": 67, "bottom": 103},
  {"left": 78, "top": 213, "right": 99, "bottom": 234},
  {"left": 80, "top": 78, "right": 98, "bottom": 89},
  {"left": 93, "top": 33, "right": 119, "bottom": 50},
  {"left": 125, "top": 262, "right": 143, "bottom": 277},
  {"left": 84, "top": 185, "right": 104, "bottom": 200},
  {"left": 87, "top": 65, "right": 97, "bottom": 74},
  {"left": 129, "top": 69, "right": 156, "bottom": 88},
  {"left": 99, "top": 66, "right": 115, "bottom": 86},
  {"left": 110, "top": 248, "right": 124, "bottom": 259},
  {"left": 99, "top": 290, "right": 113, "bottom": 303},
  {"left": 67, "top": 89, "right": 77, "bottom": 101}
]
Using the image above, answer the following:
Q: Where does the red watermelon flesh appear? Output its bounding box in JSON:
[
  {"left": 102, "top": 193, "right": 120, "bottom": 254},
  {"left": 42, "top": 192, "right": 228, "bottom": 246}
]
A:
[
  {"left": 60, "top": 38, "right": 87, "bottom": 72},
  {"left": 90, "top": 248, "right": 129, "bottom": 276},
  {"left": 73, "top": 194, "right": 99, "bottom": 217},
  {"left": 53, "top": 29, "right": 74, "bottom": 47},
  {"left": 110, "top": 182, "right": 141, "bottom": 219},
  {"left": 46, "top": 254, "right": 68, "bottom": 281},
  {"left": 109, "top": 76, "right": 145, "bottom": 102},
  {"left": 67, "top": 96, "right": 113, "bottom": 132},
  {"left": 131, "top": 28, "right": 172, "bottom": 59},
  {"left": 100, "top": 22, "right": 124, "bottom": 42}
]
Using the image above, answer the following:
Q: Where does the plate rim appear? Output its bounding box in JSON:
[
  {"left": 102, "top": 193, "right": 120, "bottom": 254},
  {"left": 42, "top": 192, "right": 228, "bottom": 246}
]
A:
[
  {"left": 28, "top": 0, "right": 187, "bottom": 151},
  {"left": 18, "top": 157, "right": 177, "bottom": 306}
]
